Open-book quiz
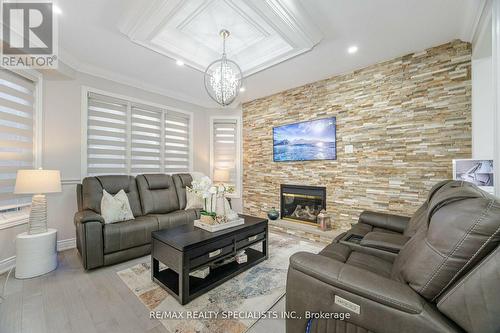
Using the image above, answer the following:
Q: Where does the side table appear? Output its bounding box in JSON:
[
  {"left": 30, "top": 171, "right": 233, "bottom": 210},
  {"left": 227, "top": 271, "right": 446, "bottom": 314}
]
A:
[{"left": 15, "top": 228, "right": 57, "bottom": 279}]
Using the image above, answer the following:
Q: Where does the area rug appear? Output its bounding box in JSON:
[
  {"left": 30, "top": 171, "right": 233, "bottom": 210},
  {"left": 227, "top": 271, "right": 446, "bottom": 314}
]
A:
[{"left": 117, "top": 232, "right": 323, "bottom": 333}]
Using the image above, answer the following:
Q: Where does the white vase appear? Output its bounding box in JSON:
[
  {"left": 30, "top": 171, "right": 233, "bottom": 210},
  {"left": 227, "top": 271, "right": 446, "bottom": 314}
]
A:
[{"left": 215, "top": 194, "right": 226, "bottom": 217}]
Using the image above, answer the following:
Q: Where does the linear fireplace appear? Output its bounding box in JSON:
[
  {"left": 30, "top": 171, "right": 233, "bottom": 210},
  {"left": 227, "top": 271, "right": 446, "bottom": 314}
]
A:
[{"left": 280, "top": 184, "right": 326, "bottom": 225}]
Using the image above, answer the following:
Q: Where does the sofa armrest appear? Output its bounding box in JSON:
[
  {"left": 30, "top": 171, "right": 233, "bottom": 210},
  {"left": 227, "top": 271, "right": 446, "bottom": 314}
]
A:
[
  {"left": 358, "top": 211, "right": 410, "bottom": 233},
  {"left": 74, "top": 210, "right": 104, "bottom": 269},
  {"left": 74, "top": 210, "right": 104, "bottom": 225},
  {"left": 360, "top": 231, "right": 410, "bottom": 253},
  {"left": 289, "top": 252, "right": 423, "bottom": 313}
]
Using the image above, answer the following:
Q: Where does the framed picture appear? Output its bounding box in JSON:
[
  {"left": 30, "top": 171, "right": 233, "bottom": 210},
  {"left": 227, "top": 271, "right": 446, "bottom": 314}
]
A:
[
  {"left": 452, "top": 159, "right": 494, "bottom": 194},
  {"left": 273, "top": 117, "right": 336, "bottom": 162}
]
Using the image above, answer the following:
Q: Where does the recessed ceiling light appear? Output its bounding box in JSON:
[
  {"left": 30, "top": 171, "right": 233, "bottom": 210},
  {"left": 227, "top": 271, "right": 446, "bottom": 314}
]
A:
[
  {"left": 176, "top": 59, "right": 184, "bottom": 66},
  {"left": 239, "top": 86, "right": 246, "bottom": 92},
  {"left": 348, "top": 46, "right": 358, "bottom": 54},
  {"left": 53, "top": 5, "right": 62, "bottom": 15}
]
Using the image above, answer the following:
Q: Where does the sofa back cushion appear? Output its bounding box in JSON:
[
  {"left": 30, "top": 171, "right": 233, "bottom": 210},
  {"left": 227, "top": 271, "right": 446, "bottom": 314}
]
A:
[
  {"left": 392, "top": 181, "right": 500, "bottom": 301},
  {"left": 172, "top": 173, "right": 193, "bottom": 210},
  {"left": 403, "top": 180, "right": 452, "bottom": 237},
  {"left": 136, "top": 174, "right": 179, "bottom": 214},
  {"left": 436, "top": 245, "right": 500, "bottom": 333},
  {"left": 81, "top": 175, "right": 142, "bottom": 217}
]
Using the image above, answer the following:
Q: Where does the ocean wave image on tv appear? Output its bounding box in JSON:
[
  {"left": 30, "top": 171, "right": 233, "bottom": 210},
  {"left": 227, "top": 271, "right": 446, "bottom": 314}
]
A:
[{"left": 273, "top": 117, "right": 336, "bottom": 162}]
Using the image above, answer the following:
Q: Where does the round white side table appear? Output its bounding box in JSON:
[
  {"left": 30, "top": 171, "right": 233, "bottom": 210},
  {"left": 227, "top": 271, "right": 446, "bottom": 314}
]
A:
[{"left": 15, "top": 228, "right": 57, "bottom": 279}]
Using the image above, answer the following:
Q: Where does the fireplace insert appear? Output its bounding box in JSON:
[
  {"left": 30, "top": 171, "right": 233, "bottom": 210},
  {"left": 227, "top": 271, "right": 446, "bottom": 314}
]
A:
[{"left": 280, "top": 184, "right": 326, "bottom": 224}]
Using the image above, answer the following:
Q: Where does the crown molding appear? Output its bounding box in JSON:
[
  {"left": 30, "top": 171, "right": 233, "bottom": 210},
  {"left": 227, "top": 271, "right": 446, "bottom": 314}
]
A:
[
  {"left": 120, "top": 0, "right": 322, "bottom": 77},
  {"left": 57, "top": 47, "right": 214, "bottom": 109}
]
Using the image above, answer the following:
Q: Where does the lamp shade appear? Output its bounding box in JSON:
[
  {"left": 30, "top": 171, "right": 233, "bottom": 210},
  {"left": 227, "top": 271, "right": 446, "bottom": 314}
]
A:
[
  {"left": 14, "top": 169, "right": 62, "bottom": 194},
  {"left": 213, "top": 169, "right": 230, "bottom": 183}
]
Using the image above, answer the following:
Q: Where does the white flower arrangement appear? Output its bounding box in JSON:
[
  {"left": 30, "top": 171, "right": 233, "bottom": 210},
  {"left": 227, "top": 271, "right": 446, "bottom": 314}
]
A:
[{"left": 187, "top": 176, "right": 237, "bottom": 223}]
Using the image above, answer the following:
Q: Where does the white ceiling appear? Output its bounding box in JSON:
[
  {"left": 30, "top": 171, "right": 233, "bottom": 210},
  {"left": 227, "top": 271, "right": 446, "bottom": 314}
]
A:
[
  {"left": 57, "top": 0, "right": 484, "bottom": 108},
  {"left": 121, "top": 0, "right": 321, "bottom": 76}
]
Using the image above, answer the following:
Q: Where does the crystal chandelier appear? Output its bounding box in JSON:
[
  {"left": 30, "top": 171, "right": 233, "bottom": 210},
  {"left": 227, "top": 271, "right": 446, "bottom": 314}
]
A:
[{"left": 204, "top": 30, "right": 243, "bottom": 106}]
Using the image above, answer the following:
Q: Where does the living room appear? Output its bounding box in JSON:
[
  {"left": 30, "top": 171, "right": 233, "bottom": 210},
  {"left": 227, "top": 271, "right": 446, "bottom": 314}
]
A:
[{"left": 0, "top": 0, "right": 499, "bottom": 332}]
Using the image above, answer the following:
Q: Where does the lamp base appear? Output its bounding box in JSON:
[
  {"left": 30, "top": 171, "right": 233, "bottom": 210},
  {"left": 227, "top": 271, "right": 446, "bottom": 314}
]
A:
[{"left": 28, "top": 194, "right": 47, "bottom": 235}]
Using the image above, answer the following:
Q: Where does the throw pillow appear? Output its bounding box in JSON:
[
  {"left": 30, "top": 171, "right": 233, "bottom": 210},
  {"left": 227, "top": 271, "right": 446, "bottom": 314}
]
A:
[
  {"left": 185, "top": 187, "right": 204, "bottom": 210},
  {"left": 100, "top": 189, "right": 134, "bottom": 224}
]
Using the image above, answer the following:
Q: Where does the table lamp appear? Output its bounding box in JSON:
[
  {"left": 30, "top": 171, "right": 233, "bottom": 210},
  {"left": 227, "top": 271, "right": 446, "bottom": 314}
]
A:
[
  {"left": 213, "top": 168, "right": 230, "bottom": 184},
  {"left": 14, "top": 169, "right": 61, "bottom": 235}
]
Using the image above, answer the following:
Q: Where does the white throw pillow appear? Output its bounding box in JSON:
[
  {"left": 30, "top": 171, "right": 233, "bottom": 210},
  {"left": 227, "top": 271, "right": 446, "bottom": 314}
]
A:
[
  {"left": 185, "top": 188, "right": 204, "bottom": 210},
  {"left": 100, "top": 189, "right": 134, "bottom": 224}
]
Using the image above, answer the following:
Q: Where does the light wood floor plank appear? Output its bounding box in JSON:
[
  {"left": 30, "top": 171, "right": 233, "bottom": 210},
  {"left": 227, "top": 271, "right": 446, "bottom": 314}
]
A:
[{"left": 0, "top": 249, "right": 288, "bottom": 333}]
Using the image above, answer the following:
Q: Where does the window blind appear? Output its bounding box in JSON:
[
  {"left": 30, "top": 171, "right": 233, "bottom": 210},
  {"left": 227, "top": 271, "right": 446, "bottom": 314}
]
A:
[
  {"left": 0, "top": 69, "right": 36, "bottom": 209},
  {"left": 165, "top": 110, "right": 190, "bottom": 173},
  {"left": 86, "top": 93, "right": 191, "bottom": 176},
  {"left": 212, "top": 119, "right": 237, "bottom": 188},
  {"left": 87, "top": 93, "right": 128, "bottom": 176}
]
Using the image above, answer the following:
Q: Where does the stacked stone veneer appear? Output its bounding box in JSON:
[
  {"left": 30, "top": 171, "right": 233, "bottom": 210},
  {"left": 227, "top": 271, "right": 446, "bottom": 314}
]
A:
[{"left": 242, "top": 40, "right": 472, "bottom": 230}]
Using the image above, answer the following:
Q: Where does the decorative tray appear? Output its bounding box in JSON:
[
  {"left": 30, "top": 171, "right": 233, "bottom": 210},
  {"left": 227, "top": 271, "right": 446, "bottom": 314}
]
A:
[{"left": 194, "top": 217, "right": 244, "bottom": 232}]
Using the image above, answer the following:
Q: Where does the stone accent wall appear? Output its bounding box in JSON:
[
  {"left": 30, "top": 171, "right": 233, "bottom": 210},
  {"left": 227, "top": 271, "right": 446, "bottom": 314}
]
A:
[{"left": 242, "top": 40, "right": 472, "bottom": 230}]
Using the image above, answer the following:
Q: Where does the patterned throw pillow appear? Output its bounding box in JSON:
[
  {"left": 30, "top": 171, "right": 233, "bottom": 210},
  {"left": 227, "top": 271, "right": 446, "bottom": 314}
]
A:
[
  {"left": 100, "top": 189, "right": 134, "bottom": 224},
  {"left": 185, "top": 187, "right": 204, "bottom": 210}
]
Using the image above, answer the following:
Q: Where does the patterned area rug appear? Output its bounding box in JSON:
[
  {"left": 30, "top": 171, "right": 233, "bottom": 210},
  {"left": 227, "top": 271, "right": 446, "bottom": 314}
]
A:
[{"left": 117, "top": 232, "right": 322, "bottom": 333}]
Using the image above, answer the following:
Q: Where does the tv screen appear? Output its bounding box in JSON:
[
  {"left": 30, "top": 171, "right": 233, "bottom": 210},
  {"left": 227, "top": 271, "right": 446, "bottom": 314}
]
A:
[{"left": 273, "top": 117, "right": 336, "bottom": 162}]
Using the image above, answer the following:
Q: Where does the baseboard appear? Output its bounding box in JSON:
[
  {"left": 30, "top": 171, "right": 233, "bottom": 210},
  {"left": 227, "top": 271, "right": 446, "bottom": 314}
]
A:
[
  {"left": 0, "top": 238, "right": 76, "bottom": 275},
  {"left": 0, "top": 256, "right": 15, "bottom": 275},
  {"left": 57, "top": 238, "right": 76, "bottom": 252}
]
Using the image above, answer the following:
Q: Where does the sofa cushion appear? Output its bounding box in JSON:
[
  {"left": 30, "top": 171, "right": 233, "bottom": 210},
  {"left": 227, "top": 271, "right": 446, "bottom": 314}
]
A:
[
  {"left": 136, "top": 174, "right": 179, "bottom": 215},
  {"left": 319, "top": 242, "right": 393, "bottom": 278},
  {"left": 103, "top": 215, "right": 158, "bottom": 254},
  {"left": 82, "top": 175, "right": 142, "bottom": 217},
  {"left": 392, "top": 181, "right": 500, "bottom": 300},
  {"left": 153, "top": 209, "right": 199, "bottom": 230},
  {"left": 173, "top": 173, "right": 193, "bottom": 210},
  {"left": 346, "top": 251, "right": 394, "bottom": 278}
]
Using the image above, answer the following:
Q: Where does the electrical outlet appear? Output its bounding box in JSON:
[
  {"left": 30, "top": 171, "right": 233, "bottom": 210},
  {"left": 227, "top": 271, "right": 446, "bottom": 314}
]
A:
[{"left": 344, "top": 145, "right": 354, "bottom": 154}]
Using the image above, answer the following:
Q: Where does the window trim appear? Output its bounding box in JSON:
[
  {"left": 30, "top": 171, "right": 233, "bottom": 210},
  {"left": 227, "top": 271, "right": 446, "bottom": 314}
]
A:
[
  {"left": 80, "top": 86, "right": 194, "bottom": 179},
  {"left": 0, "top": 68, "right": 42, "bottom": 229},
  {"left": 209, "top": 115, "right": 242, "bottom": 198}
]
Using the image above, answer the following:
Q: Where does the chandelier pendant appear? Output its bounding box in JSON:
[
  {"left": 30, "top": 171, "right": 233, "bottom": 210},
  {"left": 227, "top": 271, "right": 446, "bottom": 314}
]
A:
[{"left": 204, "top": 29, "right": 243, "bottom": 106}]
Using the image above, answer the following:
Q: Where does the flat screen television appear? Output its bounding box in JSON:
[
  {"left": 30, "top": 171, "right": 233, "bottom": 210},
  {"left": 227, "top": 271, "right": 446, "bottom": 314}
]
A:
[{"left": 273, "top": 117, "right": 336, "bottom": 162}]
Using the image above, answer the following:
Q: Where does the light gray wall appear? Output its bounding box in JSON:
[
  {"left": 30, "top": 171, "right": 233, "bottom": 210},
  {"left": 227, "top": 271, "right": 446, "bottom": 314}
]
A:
[
  {"left": 472, "top": 57, "right": 494, "bottom": 159},
  {"left": 471, "top": 1, "right": 494, "bottom": 160},
  {"left": 0, "top": 69, "right": 213, "bottom": 266}
]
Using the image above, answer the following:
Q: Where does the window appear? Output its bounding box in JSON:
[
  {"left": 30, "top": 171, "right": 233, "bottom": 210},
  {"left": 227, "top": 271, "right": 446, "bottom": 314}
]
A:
[
  {"left": 84, "top": 91, "right": 192, "bottom": 176},
  {"left": 210, "top": 117, "right": 241, "bottom": 197},
  {"left": 0, "top": 69, "right": 38, "bottom": 211}
]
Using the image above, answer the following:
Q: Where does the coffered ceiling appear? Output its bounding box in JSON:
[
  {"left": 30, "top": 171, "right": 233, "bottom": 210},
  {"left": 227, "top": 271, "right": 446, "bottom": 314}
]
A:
[
  {"left": 121, "top": 0, "right": 321, "bottom": 76},
  {"left": 56, "top": 0, "right": 484, "bottom": 108}
]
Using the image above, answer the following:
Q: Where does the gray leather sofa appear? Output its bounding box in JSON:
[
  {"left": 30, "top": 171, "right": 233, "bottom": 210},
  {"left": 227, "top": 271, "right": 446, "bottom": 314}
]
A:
[
  {"left": 74, "top": 173, "right": 200, "bottom": 270},
  {"left": 286, "top": 180, "right": 500, "bottom": 333},
  {"left": 334, "top": 180, "right": 454, "bottom": 261}
]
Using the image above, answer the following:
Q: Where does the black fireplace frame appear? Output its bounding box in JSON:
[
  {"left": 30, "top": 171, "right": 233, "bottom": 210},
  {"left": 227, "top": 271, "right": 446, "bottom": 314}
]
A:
[{"left": 280, "top": 184, "right": 326, "bottom": 225}]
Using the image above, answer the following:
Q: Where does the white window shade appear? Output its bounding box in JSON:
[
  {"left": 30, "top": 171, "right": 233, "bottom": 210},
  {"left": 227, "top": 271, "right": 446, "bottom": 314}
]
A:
[
  {"left": 0, "top": 69, "right": 36, "bottom": 209},
  {"left": 85, "top": 92, "right": 192, "bottom": 176},
  {"left": 165, "top": 110, "right": 190, "bottom": 173},
  {"left": 131, "top": 104, "right": 162, "bottom": 174},
  {"left": 212, "top": 119, "right": 239, "bottom": 193},
  {"left": 87, "top": 93, "right": 128, "bottom": 176}
]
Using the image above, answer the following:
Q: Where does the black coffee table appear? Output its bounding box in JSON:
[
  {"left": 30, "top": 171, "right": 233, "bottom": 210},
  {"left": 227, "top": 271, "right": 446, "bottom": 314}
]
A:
[{"left": 151, "top": 214, "right": 268, "bottom": 305}]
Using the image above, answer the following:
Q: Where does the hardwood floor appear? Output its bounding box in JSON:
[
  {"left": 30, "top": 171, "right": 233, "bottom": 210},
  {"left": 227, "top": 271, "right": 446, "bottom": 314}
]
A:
[{"left": 0, "top": 249, "right": 286, "bottom": 333}]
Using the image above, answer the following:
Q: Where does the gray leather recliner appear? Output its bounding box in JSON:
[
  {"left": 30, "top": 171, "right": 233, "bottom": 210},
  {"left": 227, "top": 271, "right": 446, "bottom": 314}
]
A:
[
  {"left": 286, "top": 181, "right": 500, "bottom": 333},
  {"left": 74, "top": 173, "right": 200, "bottom": 269}
]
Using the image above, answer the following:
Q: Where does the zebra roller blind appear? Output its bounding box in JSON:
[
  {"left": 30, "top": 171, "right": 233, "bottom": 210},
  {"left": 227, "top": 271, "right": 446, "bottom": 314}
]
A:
[
  {"left": 0, "top": 69, "right": 36, "bottom": 210},
  {"left": 86, "top": 92, "right": 191, "bottom": 176},
  {"left": 212, "top": 119, "right": 238, "bottom": 190}
]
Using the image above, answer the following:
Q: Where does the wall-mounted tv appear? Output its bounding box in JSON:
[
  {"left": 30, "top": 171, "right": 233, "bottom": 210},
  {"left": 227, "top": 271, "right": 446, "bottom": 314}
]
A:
[{"left": 273, "top": 117, "right": 336, "bottom": 162}]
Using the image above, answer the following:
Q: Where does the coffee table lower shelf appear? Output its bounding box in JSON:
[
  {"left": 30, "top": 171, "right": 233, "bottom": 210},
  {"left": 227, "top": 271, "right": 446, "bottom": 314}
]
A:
[{"left": 152, "top": 247, "right": 266, "bottom": 304}]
